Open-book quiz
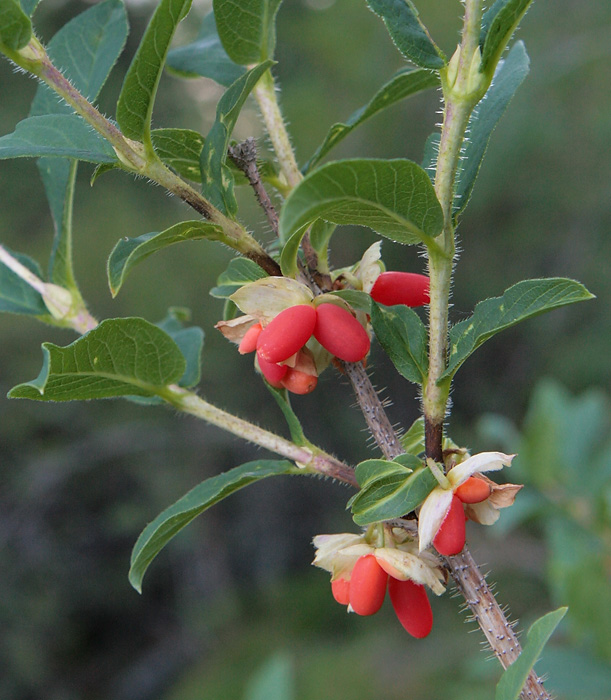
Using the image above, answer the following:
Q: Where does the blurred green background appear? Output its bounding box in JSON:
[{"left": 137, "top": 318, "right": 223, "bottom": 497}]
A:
[{"left": 0, "top": 0, "right": 609, "bottom": 698}]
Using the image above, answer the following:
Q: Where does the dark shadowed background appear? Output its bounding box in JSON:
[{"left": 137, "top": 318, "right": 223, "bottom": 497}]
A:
[{"left": 1, "top": 1, "right": 609, "bottom": 698}]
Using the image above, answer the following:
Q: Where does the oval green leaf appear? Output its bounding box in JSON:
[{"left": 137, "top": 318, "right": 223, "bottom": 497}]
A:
[
  {"left": 209, "top": 257, "right": 268, "bottom": 299},
  {"left": 454, "top": 42, "right": 530, "bottom": 218},
  {"left": 167, "top": 10, "right": 246, "bottom": 86},
  {"left": 213, "top": 0, "right": 282, "bottom": 65},
  {"left": 366, "top": 0, "right": 445, "bottom": 69},
  {"left": 129, "top": 459, "right": 297, "bottom": 592},
  {"left": 200, "top": 61, "right": 273, "bottom": 216},
  {"left": 0, "top": 114, "right": 117, "bottom": 163},
  {"left": 279, "top": 159, "right": 443, "bottom": 247},
  {"left": 304, "top": 67, "right": 439, "bottom": 173},
  {"left": 351, "top": 460, "right": 437, "bottom": 525},
  {"left": 442, "top": 278, "right": 595, "bottom": 381},
  {"left": 0, "top": 249, "right": 47, "bottom": 315},
  {"left": 495, "top": 607, "right": 567, "bottom": 700},
  {"left": 117, "top": 0, "right": 193, "bottom": 143},
  {"left": 8, "top": 317, "right": 186, "bottom": 401},
  {"left": 480, "top": 0, "right": 535, "bottom": 74},
  {"left": 107, "top": 221, "right": 225, "bottom": 297},
  {"left": 0, "top": 0, "right": 31, "bottom": 51},
  {"left": 370, "top": 301, "right": 428, "bottom": 384}
]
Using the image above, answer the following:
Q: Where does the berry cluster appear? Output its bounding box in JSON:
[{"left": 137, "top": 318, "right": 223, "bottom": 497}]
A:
[
  {"left": 238, "top": 302, "right": 370, "bottom": 394},
  {"left": 331, "top": 554, "right": 433, "bottom": 638}
]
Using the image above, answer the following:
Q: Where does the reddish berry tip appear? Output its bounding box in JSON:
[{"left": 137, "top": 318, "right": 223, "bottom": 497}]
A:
[{"left": 348, "top": 554, "right": 388, "bottom": 616}]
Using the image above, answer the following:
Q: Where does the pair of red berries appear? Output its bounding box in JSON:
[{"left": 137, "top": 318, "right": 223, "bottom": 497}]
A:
[
  {"left": 239, "top": 302, "right": 370, "bottom": 394},
  {"left": 433, "top": 477, "right": 492, "bottom": 556},
  {"left": 331, "top": 555, "right": 433, "bottom": 639}
]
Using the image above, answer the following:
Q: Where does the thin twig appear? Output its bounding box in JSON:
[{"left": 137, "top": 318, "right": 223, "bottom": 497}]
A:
[{"left": 228, "top": 138, "right": 280, "bottom": 236}]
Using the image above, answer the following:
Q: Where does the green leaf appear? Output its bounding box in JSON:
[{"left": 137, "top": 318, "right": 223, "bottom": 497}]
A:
[
  {"left": 279, "top": 225, "right": 307, "bottom": 278},
  {"left": 266, "top": 384, "right": 308, "bottom": 446},
  {"left": 304, "top": 68, "right": 439, "bottom": 173},
  {"left": 29, "top": 0, "right": 128, "bottom": 117},
  {"left": 200, "top": 61, "right": 272, "bottom": 216},
  {"left": 29, "top": 0, "right": 128, "bottom": 290},
  {"left": 107, "top": 220, "right": 225, "bottom": 297},
  {"left": 151, "top": 128, "right": 204, "bottom": 181},
  {"left": 157, "top": 308, "right": 204, "bottom": 389},
  {"left": 0, "top": 249, "right": 47, "bottom": 315},
  {"left": 19, "top": 0, "right": 38, "bottom": 17},
  {"left": 308, "top": 219, "right": 336, "bottom": 269},
  {"left": 116, "top": 0, "right": 193, "bottom": 144},
  {"left": 279, "top": 159, "right": 443, "bottom": 247},
  {"left": 443, "top": 278, "right": 595, "bottom": 381},
  {"left": 0, "top": 114, "right": 117, "bottom": 163},
  {"left": 351, "top": 459, "right": 437, "bottom": 525},
  {"left": 480, "top": 0, "right": 535, "bottom": 74},
  {"left": 365, "top": 0, "right": 445, "bottom": 69},
  {"left": 166, "top": 11, "right": 245, "bottom": 86},
  {"left": 36, "top": 158, "right": 78, "bottom": 288},
  {"left": 129, "top": 459, "right": 297, "bottom": 591},
  {"left": 0, "top": 0, "right": 31, "bottom": 51},
  {"left": 400, "top": 416, "right": 425, "bottom": 455},
  {"left": 8, "top": 317, "right": 186, "bottom": 401},
  {"left": 495, "top": 607, "right": 567, "bottom": 700},
  {"left": 213, "top": 0, "right": 282, "bottom": 65},
  {"left": 328, "top": 290, "right": 372, "bottom": 313},
  {"left": 421, "top": 132, "right": 439, "bottom": 180},
  {"left": 454, "top": 42, "right": 529, "bottom": 217},
  {"left": 150, "top": 127, "right": 275, "bottom": 186},
  {"left": 370, "top": 301, "right": 428, "bottom": 384},
  {"left": 209, "top": 257, "right": 268, "bottom": 299}
]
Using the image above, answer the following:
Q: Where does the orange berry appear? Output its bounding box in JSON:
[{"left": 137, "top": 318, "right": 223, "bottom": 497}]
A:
[
  {"left": 281, "top": 368, "right": 318, "bottom": 394},
  {"left": 281, "top": 348, "right": 318, "bottom": 395},
  {"left": 370, "top": 271, "right": 430, "bottom": 307},
  {"left": 388, "top": 578, "right": 433, "bottom": 638},
  {"left": 433, "top": 494, "right": 466, "bottom": 556},
  {"left": 331, "top": 578, "right": 351, "bottom": 606},
  {"left": 349, "top": 554, "right": 388, "bottom": 615},
  {"left": 314, "top": 303, "right": 370, "bottom": 362},
  {"left": 256, "top": 305, "right": 316, "bottom": 363},
  {"left": 238, "top": 323, "right": 262, "bottom": 354},
  {"left": 256, "top": 350, "right": 288, "bottom": 387},
  {"left": 454, "top": 476, "right": 491, "bottom": 504}
]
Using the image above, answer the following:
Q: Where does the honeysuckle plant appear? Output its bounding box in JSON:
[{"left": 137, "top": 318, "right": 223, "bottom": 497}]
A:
[{"left": 0, "top": 0, "right": 595, "bottom": 697}]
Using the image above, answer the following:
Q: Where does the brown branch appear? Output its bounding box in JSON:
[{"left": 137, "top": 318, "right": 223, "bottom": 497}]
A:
[
  {"left": 342, "top": 362, "right": 552, "bottom": 700},
  {"left": 340, "top": 361, "right": 403, "bottom": 460},
  {"left": 446, "top": 548, "right": 552, "bottom": 700},
  {"left": 228, "top": 138, "right": 280, "bottom": 236}
]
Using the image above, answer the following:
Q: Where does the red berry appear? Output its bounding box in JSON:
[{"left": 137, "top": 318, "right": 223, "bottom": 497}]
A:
[
  {"left": 370, "top": 271, "right": 430, "bottom": 307},
  {"left": 433, "top": 494, "right": 466, "bottom": 556},
  {"left": 349, "top": 554, "right": 388, "bottom": 616},
  {"left": 331, "top": 578, "right": 351, "bottom": 606},
  {"left": 256, "top": 305, "right": 316, "bottom": 363},
  {"left": 314, "top": 303, "right": 370, "bottom": 363},
  {"left": 454, "top": 476, "right": 491, "bottom": 504},
  {"left": 388, "top": 578, "right": 433, "bottom": 638},
  {"left": 238, "top": 323, "right": 262, "bottom": 354},
  {"left": 256, "top": 350, "right": 288, "bottom": 387}
]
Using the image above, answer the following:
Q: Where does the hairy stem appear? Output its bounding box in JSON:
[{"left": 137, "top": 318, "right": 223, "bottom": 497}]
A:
[
  {"left": 9, "top": 38, "right": 281, "bottom": 276},
  {"left": 447, "top": 549, "right": 552, "bottom": 699},
  {"left": 228, "top": 137, "right": 280, "bottom": 236},
  {"left": 254, "top": 69, "right": 303, "bottom": 189},
  {"left": 161, "top": 385, "right": 356, "bottom": 485}
]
